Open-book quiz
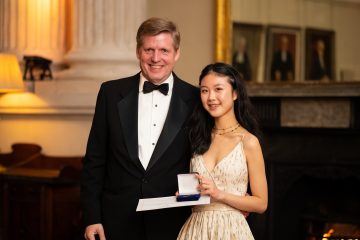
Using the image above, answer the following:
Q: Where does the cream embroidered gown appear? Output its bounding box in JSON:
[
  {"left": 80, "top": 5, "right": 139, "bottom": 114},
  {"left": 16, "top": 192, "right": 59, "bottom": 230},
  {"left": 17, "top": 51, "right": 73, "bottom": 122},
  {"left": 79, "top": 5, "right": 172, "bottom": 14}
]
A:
[{"left": 177, "top": 141, "right": 255, "bottom": 240}]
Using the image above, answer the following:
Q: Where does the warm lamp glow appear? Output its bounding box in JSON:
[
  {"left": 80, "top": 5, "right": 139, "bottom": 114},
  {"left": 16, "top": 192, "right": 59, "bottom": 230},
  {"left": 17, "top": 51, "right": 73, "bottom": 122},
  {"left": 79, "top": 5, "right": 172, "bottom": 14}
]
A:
[{"left": 0, "top": 54, "right": 25, "bottom": 93}]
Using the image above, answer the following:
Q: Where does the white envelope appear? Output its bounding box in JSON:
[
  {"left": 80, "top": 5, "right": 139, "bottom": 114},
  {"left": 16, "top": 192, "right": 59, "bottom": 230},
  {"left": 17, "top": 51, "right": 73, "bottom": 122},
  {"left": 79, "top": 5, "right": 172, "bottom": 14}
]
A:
[
  {"left": 136, "top": 173, "right": 210, "bottom": 211},
  {"left": 136, "top": 195, "right": 210, "bottom": 211}
]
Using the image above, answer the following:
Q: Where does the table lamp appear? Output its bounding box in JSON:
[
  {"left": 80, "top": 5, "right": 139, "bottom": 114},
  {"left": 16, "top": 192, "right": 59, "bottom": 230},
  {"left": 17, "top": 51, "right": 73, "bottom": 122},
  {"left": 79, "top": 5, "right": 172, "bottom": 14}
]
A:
[{"left": 0, "top": 54, "right": 25, "bottom": 93}]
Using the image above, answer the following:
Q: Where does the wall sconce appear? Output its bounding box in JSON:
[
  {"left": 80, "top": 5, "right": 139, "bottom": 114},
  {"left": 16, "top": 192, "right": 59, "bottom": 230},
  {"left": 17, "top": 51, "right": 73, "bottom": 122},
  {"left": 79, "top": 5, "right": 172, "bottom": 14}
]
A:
[
  {"left": 23, "top": 55, "right": 53, "bottom": 81},
  {"left": 0, "top": 54, "right": 25, "bottom": 93}
]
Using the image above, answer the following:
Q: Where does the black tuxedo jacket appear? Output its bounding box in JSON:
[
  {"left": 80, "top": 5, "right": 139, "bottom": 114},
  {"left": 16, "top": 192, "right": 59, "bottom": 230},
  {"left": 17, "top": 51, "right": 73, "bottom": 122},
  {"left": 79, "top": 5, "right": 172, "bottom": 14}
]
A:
[
  {"left": 271, "top": 50, "right": 294, "bottom": 81},
  {"left": 81, "top": 73, "right": 198, "bottom": 239},
  {"left": 310, "top": 52, "right": 331, "bottom": 80}
]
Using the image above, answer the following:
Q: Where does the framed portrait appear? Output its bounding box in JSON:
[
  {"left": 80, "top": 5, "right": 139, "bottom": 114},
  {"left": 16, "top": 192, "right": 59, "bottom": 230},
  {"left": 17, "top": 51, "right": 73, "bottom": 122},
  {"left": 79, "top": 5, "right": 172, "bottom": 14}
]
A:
[
  {"left": 232, "top": 23, "right": 263, "bottom": 82},
  {"left": 265, "top": 26, "right": 301, "bottom": 82},
  {"left": 305, "top": 28, "right": 335, "bottom": 81}
]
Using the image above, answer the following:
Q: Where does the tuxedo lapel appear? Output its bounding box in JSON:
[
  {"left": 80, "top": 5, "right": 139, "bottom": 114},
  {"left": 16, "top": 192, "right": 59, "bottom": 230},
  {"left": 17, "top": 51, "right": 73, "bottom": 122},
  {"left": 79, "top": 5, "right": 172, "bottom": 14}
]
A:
[
  {"left": 117, "top": 77, "right": 145, "bottom": 172},
  {"left": 146, "top": 78, "right": 190, "bottom": 171}
]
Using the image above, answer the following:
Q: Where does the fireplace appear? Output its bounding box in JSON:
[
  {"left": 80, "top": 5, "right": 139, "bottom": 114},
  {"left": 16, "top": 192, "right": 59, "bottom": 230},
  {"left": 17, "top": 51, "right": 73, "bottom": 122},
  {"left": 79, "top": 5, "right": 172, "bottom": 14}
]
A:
[
  {"left": 259, "top": 128, "right": 360, "bottom": 240},
  {"left": 300, "top": 174, "right": 360, "bottom": 240},
  {"left": 304, "top": 218, "right": 360, "bottom": 240},
  {"left": 247, "top": 91, "right": 360, "bottom": 240},
  {"left": 295, "top": 176, "right": 360, "bottom": 240}
]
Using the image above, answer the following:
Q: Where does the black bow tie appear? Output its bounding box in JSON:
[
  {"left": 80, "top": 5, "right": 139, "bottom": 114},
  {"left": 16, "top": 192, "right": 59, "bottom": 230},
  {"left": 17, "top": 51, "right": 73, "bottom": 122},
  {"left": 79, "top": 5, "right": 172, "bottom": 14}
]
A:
[{"left": 143, "top": 81, "right": 169, "bottom": 95}]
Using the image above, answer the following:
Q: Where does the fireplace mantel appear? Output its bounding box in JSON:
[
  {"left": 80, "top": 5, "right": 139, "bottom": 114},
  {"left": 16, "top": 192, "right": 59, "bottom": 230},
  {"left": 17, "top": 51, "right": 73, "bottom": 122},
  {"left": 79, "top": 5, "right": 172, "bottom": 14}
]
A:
[
  {"left": 248, "top": 82, "right": 360, "bottom": 129},
  {"left": 248, "top": 82, "right": 360, "bottom": 97}
]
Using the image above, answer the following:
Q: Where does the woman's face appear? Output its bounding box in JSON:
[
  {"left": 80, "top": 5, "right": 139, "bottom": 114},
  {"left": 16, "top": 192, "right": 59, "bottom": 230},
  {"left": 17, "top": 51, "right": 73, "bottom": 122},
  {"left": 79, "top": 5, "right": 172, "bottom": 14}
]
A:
[{"left": 200, "top": 73, "right": 237, "bottom": 119}]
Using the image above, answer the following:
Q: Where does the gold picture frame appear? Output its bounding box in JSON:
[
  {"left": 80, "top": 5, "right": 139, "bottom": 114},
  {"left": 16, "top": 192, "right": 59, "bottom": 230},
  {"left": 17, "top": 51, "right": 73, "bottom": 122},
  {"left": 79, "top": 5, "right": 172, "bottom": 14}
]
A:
[{"left": 215, "top": 0, "right": 232, "bottom": 64}]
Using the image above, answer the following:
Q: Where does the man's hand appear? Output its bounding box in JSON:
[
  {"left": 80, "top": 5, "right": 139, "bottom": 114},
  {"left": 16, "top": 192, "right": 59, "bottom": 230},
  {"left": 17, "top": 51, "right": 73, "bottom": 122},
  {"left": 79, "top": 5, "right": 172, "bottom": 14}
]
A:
[{"left": 84, "top": 224, "right": 106, "bottom": 240}]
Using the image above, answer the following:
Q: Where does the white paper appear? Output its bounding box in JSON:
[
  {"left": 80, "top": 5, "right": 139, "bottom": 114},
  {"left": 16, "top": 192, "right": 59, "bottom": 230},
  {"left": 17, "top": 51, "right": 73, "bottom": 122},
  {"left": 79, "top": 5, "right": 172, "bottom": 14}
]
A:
[{"left": 136, "top": 195, "right": 210, "bottom": 211}]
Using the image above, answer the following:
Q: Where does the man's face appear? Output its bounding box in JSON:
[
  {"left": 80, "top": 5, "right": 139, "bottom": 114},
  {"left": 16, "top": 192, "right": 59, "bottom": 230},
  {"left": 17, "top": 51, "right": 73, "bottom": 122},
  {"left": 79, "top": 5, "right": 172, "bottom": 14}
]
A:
[
  {"left": 137, "top": 33, "right": 180, "bottom": 84},
  {"left": 280, "top": 36, "right": 289, "bottom": 51}
]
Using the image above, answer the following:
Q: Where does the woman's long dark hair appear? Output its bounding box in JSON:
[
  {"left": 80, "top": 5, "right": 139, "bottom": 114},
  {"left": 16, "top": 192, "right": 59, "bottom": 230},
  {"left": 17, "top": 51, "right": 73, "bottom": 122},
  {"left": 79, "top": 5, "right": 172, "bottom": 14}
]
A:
[{"left": 188, "top": 62, "right": 260, "bottom": 155}]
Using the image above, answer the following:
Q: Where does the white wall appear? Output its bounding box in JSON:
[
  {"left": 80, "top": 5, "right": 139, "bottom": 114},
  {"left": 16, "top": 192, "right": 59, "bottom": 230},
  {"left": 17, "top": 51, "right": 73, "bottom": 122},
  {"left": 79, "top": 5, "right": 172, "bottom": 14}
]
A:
[
  {"left": 333, "top": 1, "right": 360, "bottom": 80},
  {"left": 148, "top": 0, "right": 215, "bottom": 85},
  {"left": 0, "top": 115, "right": 92, "bottom": 155}
]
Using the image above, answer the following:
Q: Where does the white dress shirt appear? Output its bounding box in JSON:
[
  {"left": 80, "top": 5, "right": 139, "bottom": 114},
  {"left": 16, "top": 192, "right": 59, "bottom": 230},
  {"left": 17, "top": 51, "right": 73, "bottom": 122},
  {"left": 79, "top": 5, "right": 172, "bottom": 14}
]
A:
[
  {"left": 138, "top": 73, "right": 173, "bottom": 169},
  {"left": 281, "top": 50, "right": 287, "bottom": 62},
  {"left": 236, "top": 52, "right": 245, "bottom": 63}
]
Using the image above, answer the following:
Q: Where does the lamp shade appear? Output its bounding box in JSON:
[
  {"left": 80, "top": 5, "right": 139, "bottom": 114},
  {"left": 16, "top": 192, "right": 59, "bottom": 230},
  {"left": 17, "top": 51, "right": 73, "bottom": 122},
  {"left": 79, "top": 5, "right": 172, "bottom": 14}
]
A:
[{"left": 0, "top": 54, "right": 24, "bottom": 93}]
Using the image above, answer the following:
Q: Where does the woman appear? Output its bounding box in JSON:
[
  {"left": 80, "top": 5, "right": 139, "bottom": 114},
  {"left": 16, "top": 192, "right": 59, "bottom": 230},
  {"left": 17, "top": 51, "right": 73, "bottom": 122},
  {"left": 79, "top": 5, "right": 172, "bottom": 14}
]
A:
[{"left": 177, "top": 62, "right": 268, "bottom": 240}]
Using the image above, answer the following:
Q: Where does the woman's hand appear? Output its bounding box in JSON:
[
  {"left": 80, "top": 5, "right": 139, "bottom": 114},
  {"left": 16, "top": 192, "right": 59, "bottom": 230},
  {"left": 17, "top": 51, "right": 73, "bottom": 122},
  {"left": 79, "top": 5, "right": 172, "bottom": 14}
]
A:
[
  {"left": 197, "top": 175, "right": 223, "bottom": 201},
  {"left": 197, "top": 176, "right": 251, "bottom": 217}
]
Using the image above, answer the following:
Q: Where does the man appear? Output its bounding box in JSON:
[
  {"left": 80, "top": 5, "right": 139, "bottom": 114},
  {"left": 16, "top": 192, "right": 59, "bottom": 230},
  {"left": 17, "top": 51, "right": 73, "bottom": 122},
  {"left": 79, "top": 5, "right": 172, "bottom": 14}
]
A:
[
  {"left": 310, "top": 39, "right": 331, "bottom": 80},
  {"left": 232, "top": 36, "right": 252, "bottom": 81},
  {"left": 270, "top": 35, "right": 294, "bottom": 81},
  {"left": 82, "top": 17, "right": 198, "bottom": 240}
]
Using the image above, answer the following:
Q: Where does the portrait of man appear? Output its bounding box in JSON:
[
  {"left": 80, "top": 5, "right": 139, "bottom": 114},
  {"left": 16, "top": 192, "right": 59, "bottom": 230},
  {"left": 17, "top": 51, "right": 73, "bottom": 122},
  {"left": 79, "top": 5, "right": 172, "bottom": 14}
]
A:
[
  {"left": 232, "top": 23, "right": 263, "bottom": 82},
  {"left": 270, "top": 35, "right": 294, "bottom": 81},
  {"left": 310, "top": 39, "right": 331, "bottom": 80},
  {"left": 305, "top": 29, "right": 335, "bottom": 81},
  {"left": 266, "top": 27, "right": 300, "bottom": 82},
  {"left": 232, "top": 36, "right": 252, "bottom": 81}
]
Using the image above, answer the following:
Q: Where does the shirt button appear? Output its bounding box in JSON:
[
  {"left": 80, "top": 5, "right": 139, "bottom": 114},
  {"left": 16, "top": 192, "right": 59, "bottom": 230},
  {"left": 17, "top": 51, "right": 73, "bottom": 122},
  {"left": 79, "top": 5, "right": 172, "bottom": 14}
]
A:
[
  {"left": 142, "top": 178, "right": 148, "bottom": 183},
  {"left": 152, "top": 143, "right": 155, "bottom": 146},
  {"left": 153, "top": 123, "right": 156, "bottom": 126},
  {"left": 155, "top": 104, "right": 158, "bottom": 107}
]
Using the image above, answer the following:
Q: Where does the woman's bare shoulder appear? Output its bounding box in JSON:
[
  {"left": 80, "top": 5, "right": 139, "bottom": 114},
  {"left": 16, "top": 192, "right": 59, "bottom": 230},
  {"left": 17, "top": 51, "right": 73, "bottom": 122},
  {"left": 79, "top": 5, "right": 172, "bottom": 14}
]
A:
[{"left": 240, "top": 131, "right": 261, "bottom": 151}]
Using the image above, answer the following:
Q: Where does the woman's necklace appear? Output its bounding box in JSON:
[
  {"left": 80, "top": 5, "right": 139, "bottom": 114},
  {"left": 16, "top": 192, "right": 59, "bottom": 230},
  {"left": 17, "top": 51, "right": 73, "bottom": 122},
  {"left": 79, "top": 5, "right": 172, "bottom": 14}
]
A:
[{"left": 212, "top": 123, "right": 240, "bottom": 135}]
